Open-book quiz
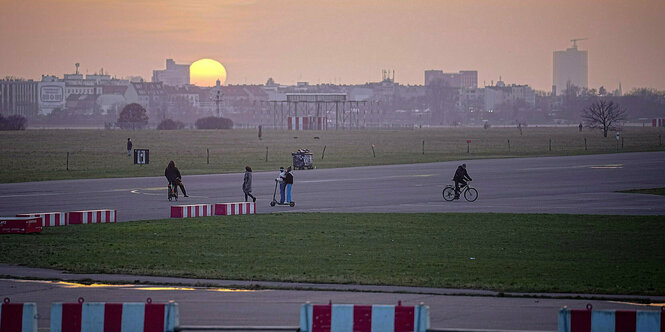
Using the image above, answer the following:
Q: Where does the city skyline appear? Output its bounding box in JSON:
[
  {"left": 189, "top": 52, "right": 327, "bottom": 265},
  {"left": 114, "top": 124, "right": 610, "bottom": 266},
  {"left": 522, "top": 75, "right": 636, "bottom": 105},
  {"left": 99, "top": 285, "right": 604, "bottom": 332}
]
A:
[{"left": 1, "top": 0, "right": 664, "bottom": 92}]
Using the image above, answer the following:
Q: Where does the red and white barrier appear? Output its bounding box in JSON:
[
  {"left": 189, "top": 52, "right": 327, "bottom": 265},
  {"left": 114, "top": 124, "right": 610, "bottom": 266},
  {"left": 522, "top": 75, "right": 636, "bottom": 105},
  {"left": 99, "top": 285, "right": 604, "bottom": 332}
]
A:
[
  {"left": 68, "top": 209, "right": 117, "bottom": 225},
  {"left": 558, "top": 306, "right": 664, "bottom": 332},
  {"left": 300, "top": 302, "right": 429, "bottom": 332},
  {"left": 288, "top": 116, "right": 327, "bottom": 130},
  {"left": 170, "top": 204, "right": 213, "bottom": 218},
  {"left": 0, "top": 298, "right": 38, "bottom": 332},
  {"left": 653, "top": 118, "right": 665, "bottom": 127},
  {"left": 50, "top": 298, "right": 179, "bottom": 332},
  {"left": 16, "top": 212, "right": 67, "bottom": 227},
  {"left": 214, "top": 202, "right": 256, "bottom": 216},
  {"left": 0, "top": 217, "right": 43, "bottom": 234}
]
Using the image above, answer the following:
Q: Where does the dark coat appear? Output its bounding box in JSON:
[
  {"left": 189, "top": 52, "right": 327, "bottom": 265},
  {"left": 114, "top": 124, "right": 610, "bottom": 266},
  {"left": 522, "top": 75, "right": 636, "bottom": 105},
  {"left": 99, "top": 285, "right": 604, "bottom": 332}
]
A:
[
  {"left": 127, "top": 140, "right": 133, "bottom": 150},
  {"left": 284, "top": 171, "right": 294, "bottom": 184},
  {"left": 242, "top": 171, "right": 252, "bottom": 193},
  {"left": 453, "top": 166, "right": 472, "bottom": 182},
  {"left": 165, "top": 166, "right": 182, "bottom": 182}
]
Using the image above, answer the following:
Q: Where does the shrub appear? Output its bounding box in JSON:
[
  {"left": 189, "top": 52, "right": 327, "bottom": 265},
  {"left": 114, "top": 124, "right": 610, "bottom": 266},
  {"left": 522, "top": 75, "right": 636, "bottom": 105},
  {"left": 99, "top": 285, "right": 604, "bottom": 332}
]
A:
[
  {"left": 157, "top": 119, "right": 185, "bottom": 130},
  {"left": 0, "top": 114, "right": 27, "bottom": 130},
  {"left": 195, "top": 116, "right": 233, "bottom": 129},
  {"left": 117, "top": 103, "right": 149, "bottom": 129}
]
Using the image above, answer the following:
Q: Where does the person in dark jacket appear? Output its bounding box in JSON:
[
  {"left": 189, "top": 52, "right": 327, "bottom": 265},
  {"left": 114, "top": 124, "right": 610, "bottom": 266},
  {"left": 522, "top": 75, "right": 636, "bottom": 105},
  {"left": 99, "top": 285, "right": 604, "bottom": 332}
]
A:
[
  {"left": 165, "top": 160, "right": 188, "bottom": 197},
  {"left": 285, "top": 166, "right": 294, "bottom": 203},
  {"left": 127, "top": 138, "right": 133, "bottom": 156},
  {"left": 453, "top": 163, "right": 472, "bottom": 199},
  {"left": 242, "top": 166, "right": 256, "bottom": 202}
]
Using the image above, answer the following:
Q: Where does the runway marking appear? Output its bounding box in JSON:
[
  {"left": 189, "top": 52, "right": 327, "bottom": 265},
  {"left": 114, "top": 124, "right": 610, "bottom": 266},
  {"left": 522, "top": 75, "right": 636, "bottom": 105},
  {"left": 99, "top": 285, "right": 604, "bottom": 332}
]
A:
[
  {"left": 6, "top": 279, "right": 256, "bottom": 292},
  {"left": 11, "top": 279, "right": 133, "bottom": 288},
  {"left": 609, "top": 301, "right": 665, "bottom": 307},
  {"left": 301, "top": 174, "right": 435, "bottom": 183},
  {"left": 590, "top": 164, "right": 623, "bottom": 169}
]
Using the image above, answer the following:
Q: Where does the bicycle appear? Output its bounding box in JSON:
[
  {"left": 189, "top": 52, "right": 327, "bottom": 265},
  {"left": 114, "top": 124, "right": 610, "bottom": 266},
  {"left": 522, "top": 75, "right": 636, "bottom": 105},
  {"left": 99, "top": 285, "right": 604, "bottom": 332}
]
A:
[
  {"left": 167, "top": 181, "right": 178, "bottom": 201},
  {"left": 442, "top": 181, "right": 478, "bottom": 202}
]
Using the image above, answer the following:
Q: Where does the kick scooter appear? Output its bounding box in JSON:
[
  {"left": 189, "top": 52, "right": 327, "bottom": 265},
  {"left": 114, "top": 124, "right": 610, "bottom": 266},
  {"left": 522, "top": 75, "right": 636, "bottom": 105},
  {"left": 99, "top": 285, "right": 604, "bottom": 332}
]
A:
[{"left": 269, "top": 180, "right": 295, "bottom": 207}]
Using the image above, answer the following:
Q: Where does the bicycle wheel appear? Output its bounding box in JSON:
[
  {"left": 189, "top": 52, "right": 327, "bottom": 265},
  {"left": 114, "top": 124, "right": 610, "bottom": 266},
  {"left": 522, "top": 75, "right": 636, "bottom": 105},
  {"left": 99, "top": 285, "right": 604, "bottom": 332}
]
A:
[
  {"left": 464, "top": 187, "right": 478, "bottom": 202},
  {"left": 442, "top": 187, "right": 456, "bottom": 201}
]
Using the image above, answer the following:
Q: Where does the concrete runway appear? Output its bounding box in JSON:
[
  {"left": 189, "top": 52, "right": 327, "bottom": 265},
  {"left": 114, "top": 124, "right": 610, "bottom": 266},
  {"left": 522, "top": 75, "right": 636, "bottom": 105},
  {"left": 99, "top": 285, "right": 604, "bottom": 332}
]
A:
[
  {"left": 1, "top": 152, "right": 664, "bottom": 330},
  {"left": 1, "top": 267, "right": 663, "bottom": 331},
  {"left": 1, "top": 151, "right": 664, "bottom": 219}
]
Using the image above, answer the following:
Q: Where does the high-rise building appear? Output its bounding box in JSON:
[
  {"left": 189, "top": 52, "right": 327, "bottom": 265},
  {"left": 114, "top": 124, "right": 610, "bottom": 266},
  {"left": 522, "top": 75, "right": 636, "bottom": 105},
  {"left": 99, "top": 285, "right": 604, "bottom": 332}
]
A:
[
  {"left": 553, "top": 42, "right": 588, "bottom": 96},
  {"left": 152, "top": 59, "right": 190, "bottom": 87}
]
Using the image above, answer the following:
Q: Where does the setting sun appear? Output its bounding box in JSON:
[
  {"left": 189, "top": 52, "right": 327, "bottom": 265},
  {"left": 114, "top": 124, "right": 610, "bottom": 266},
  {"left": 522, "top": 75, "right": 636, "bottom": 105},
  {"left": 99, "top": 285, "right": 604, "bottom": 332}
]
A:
[{"left": 190, "top": 58, "right": 227, "bottom": 87}]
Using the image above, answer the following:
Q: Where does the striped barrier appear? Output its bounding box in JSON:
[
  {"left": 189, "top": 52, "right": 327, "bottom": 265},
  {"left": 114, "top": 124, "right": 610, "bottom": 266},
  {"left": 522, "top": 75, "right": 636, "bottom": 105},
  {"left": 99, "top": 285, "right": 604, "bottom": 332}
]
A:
[
  {"left": 300, "top": 302, "right": 429, "bottom": 332},
  {"left": 50, "top": 298, "right": 179, "bottom": 332},
  {"left": 0, "top": 298, "right": 38, "bottom": 332},
  {"left": 16, "top": 212, "right": 67, "bottom": 227},
  {"left": 170, "top": 204, "right": 213, "bottom": 218},
  {"left": 68, "top": 209, "right": 117, "bottom": 225},
  {"left": 0, "top": 217, "right": 43, "bottom": 234},
  {"left": 558, "top": 305, "right": 664, "bottom": 332},
  {"left": 214, "top": 202, "right": 256, "bottom": 216}
]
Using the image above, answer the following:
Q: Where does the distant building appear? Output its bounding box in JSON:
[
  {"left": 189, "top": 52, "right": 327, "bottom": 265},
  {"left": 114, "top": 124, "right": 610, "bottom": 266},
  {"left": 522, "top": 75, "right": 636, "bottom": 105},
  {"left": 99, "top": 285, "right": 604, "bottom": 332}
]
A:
[
  {"left": 553, "top": 43, "right": 588, "bottom": 95},
  {"left": 484, "top": 79, "right": 535, "bottom": 111},
  {"left": 425, "top": 70, "right": 477, "bottom": 89},
  {"left": 152, "top": 59, "right": 190, "bottom": 87},
  {"left": 0, "top": 79, "right": 39, "bottom": 116}
]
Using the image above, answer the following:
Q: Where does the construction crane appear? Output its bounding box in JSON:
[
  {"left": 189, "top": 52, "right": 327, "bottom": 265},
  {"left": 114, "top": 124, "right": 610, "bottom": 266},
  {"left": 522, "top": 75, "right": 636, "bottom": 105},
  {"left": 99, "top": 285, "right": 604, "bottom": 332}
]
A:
[{"left": 570, "top": 38, "right": 588, "bottom": 48}]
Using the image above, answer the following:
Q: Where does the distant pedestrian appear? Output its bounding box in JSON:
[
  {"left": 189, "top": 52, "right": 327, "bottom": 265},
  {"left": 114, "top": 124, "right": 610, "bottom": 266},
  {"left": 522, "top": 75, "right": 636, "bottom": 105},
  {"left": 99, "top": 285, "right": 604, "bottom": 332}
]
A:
[
  {"left": 276, "top": 167, "right": 286, "bottom": 204},
  {"left": 127, "top": 138, "right": 133, "bottom": 156},
  {"left": 579, "top": 122, "right": 583, "bottom": 132},
  {"left": 285, "top": 166, "right": 294, "bottom": 203},
  {"left": 243, "top": 166, "right": 256, "bottom": 202}
]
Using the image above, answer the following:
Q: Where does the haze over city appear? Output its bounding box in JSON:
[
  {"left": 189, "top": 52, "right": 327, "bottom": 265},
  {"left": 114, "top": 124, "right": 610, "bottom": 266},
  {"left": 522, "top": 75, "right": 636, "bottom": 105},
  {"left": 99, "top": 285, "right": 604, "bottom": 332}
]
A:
[{"left": 2, "top": 0, "right": 664, "bottom": 91}]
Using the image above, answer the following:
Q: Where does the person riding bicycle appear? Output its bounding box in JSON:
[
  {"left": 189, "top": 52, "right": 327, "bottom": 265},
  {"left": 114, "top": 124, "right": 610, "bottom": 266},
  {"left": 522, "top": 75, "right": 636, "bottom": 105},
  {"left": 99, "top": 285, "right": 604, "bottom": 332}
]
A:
[
  {"left": 453, "top": 163, "right": 472, "bottom": 200},
  {"left": 165, "top": 160, "right": 188, "bottom": 197}
]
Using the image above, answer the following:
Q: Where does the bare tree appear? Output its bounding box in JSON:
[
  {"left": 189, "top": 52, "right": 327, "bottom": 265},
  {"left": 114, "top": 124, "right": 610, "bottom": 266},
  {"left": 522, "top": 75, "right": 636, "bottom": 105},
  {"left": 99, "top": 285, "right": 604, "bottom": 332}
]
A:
[{"left": 581, "top": 100, "right": 626, "bottom": 137}]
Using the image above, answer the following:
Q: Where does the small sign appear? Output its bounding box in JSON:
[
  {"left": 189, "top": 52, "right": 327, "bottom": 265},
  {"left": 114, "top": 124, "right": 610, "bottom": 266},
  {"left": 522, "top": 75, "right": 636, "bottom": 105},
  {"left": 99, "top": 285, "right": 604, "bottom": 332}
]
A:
[
  {"left": 615, "top": 132, "right": 620, "bottom": 140},
  {"left": 134, "top": 149, "right": 149, "bottom": 165},
  {"left": 466, "top": 140, "right": 471, "bottom": 143}
]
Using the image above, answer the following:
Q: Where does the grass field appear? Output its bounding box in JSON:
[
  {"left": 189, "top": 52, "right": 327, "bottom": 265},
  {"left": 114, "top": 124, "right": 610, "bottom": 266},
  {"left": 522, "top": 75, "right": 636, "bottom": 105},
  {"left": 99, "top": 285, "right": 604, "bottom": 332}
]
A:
[
  {"left": 0, "top": 126, "right": 663, "bottom": 183},
  {"left": 2, "top": 213, "right": 663, "bottom": 295}
]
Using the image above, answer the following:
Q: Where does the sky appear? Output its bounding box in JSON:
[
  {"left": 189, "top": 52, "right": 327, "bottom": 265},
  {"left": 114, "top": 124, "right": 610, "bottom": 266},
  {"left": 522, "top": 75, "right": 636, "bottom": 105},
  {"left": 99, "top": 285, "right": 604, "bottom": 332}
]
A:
[{"left": 1, "top": 0, "right": 664, "bottom": 92}]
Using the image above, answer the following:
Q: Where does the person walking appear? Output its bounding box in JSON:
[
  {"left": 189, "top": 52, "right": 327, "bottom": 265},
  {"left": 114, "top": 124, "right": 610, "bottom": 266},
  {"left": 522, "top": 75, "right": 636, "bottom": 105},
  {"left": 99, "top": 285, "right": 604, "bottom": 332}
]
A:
[
  {"left": 276, "top": 167, "right": 286, "bottom": 204},
  {"left": 285, "top": 166, "right": 294, "bottom": 203},
  {"left": 242, "top": 166, "right": 256, "bottom": 202},
  {"left": 126, "top": 138, "right": 133, "bottom": 156},
  {"left": 165, "top": 160, "right": 188, "bottom": 197}
]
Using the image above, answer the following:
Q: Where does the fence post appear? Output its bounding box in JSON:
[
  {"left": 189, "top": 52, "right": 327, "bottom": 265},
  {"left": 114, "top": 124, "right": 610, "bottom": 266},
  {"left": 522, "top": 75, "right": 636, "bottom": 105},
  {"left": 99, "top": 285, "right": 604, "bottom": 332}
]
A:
[
  {"left": 322, "top": 145, "right": 327, "bottom": 159},
  {"left": 584, "top": 137, "right": 587, "bottom": 151},
  {"left": 549, "top": 138, "right": 552, "bottom": 152},
  {"left": 265, "top": 147, "right": 269, "bottom": 162},
  {"left": 66, "top": 152, "right": 69, "bottom": 171},
  {"left": 508, "top": 139, "right": 510, "bottom": 152},
  {"left": 371, "top": 144, "right": 376, "bottom": 158},
  {"left": 207, "top": 148, "right": 209, "bottom": 164},
  {"left": 422, "top": 140, "right": 425, "bottom": 155},
  {"left": 621, "top": 137, "right": 624, "bottom": 149},
  {"left": 660, "top": 134, "right": 662, "bottom": 146}
]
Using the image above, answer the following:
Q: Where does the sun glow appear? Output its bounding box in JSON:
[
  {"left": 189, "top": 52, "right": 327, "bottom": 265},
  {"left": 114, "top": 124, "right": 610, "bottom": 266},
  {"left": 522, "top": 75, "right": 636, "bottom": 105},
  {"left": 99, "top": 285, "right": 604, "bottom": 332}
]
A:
[{"left": 190, "top": 58, "right": 227, "bottom": 87}]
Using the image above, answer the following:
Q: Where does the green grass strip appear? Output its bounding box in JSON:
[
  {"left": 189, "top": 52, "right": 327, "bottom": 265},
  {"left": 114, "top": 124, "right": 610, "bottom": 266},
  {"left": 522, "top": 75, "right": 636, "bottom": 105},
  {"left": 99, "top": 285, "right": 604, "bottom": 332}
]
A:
[{"left": 2, "top": 213, "right": 664, "bottom": 295}]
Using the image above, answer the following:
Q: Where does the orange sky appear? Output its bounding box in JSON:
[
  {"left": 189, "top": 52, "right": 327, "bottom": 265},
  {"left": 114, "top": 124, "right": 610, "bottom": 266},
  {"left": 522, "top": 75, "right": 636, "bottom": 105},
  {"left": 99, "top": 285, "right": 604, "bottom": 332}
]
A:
[{"left": 1, "top": 0, "right": 664, "bottom": 92}]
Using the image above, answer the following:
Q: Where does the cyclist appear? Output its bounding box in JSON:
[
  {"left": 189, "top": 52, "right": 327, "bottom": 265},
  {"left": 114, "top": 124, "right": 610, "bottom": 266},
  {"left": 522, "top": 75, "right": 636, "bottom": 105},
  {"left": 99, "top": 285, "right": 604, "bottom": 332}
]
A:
[
  {"left": 165, "top": 160, "right": 188, "bottom": 197},
  {"left": 453, "top": 163, "right": 472, "bottom": 200}
]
